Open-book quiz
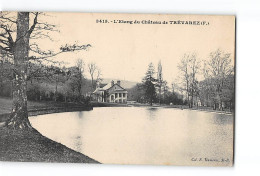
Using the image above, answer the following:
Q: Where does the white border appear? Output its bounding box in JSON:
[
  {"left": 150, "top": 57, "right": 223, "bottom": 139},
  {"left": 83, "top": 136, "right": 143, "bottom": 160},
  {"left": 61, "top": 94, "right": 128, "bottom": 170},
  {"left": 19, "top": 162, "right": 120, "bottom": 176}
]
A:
[{"left": 1, "top": 0, "right": 260, "bottom": 176}]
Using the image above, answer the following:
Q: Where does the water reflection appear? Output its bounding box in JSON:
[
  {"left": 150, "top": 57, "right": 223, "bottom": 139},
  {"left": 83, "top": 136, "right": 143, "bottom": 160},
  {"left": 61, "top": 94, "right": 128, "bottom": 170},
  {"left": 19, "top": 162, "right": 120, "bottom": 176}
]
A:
[
  {"left": 29, "top": 107, "right": 233, "bottom": 166},
  {"left": 74, "top": 135, "right": 82, "bottom": 152},
  {"left": 78, "top": 111, "right": 84, "bottom": 118},
  {"left": 146, "top": 107, "right": 159, "bottom": 120},
  {"left": 212, "top": 114, "right": 234, "bottom": 125}
]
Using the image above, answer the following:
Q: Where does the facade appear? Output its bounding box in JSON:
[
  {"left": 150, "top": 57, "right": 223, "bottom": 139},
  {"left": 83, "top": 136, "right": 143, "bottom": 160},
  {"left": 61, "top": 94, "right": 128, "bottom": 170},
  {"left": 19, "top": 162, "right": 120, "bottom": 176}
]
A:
[{"left": 92, "top": 80, "right": 128, "bottom": 103}]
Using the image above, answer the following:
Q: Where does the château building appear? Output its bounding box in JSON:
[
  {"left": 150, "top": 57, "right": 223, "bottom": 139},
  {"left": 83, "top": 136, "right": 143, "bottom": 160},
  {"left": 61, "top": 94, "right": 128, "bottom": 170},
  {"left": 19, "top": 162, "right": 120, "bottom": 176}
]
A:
[{"left": 92, "top": 80, "right": 128, "bottom": 103}]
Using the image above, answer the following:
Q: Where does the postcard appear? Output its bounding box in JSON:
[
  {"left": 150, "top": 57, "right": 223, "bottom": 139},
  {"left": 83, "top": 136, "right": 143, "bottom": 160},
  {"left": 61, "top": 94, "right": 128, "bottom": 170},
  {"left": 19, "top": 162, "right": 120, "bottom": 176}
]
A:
[{"left": 0, "top": 12, "right": 235, "bottom": 166}]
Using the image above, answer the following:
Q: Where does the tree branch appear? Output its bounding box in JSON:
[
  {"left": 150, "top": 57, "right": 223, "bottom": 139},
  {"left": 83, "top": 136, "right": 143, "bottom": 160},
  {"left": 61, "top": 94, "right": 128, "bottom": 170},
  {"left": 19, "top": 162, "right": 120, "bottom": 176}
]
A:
[
  {"left": 28, "top": 12, "right": 38, "bottom": 36},
  {"left": 29, "top": 44, "right": 91, "bottom": 61},
  {"left": 0, "top": 24, "right": 14, "bottom": 49}
]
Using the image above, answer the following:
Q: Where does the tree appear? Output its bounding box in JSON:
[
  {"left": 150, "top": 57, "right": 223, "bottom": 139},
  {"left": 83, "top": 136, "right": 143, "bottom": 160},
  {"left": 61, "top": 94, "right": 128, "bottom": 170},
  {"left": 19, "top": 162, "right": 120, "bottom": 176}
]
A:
[
  {"left": 75, "top": 58, "right": 85, "bottom": 98},
  {"left": 142, "top": 63, "right": 157, "bottom": 105},
  {"left": 127, "top": 83, "right": 146, "bottom": 103},
  {"left": 156, "top": 60, "right": 163, "bottom": 105},
  {"left": 49, "top": 66, "right": 66, "bottom": 102},
  {"left": 0, "top": 12, "right": 91, "bottom": 129},
  {"left": 87, "top": 62, "right": 102, "bottom": 90},
  {"left": 203, "top": 49, "right": 234, "bottom": 110},
  {"left": 177, "top": 52, "right": 200, "bottom": 108},
  {"left": 4, "top": 12, "right": 32, "bottom": 129},
  {"left": 0, "top": 50, "right": 12, "bottom": 97},
  {"left": 161, "top": 80, "right": 168, "bottom": 103}
]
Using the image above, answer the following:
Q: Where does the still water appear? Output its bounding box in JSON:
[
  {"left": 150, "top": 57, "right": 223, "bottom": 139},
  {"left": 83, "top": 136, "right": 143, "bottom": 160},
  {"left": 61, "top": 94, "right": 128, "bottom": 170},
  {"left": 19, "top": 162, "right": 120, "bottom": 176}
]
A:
[{"left": 29, "top": 107, "right": 233, "bottom": 166}]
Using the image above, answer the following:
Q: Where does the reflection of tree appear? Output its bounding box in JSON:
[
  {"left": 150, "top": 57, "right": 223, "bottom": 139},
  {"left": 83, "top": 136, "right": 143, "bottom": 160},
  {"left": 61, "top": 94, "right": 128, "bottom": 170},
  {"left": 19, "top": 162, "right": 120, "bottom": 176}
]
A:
[
  {"left": 146, "top": 108, "right": 159, "bottom": 120},
  {"left": 74, "top": 111, "right": 86, "bottom": 152},
  {"left": 74, "top": 135, "right": 82, "bottom": 153},
  {"left": 78, "top": 111, "right": 84, "bottom": 118}
]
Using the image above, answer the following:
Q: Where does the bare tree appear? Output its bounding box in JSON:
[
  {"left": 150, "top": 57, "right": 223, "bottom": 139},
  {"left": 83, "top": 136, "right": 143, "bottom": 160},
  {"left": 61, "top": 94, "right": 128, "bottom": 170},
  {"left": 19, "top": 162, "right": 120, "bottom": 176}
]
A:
[
  {"left": 96, "top": 67, "right": 102, "bottom": 84},
  {"left": 177, "top": 52, "right": 200, "bottom": 108},
  {"left": 203, "top": 49, "right": 234, "bottom": 110},
  {"left": 87, "top": 62, "right": 102, "bottom": 90},
  {"left": 0, "top": 12, "right": 91, "bottom": 129}
]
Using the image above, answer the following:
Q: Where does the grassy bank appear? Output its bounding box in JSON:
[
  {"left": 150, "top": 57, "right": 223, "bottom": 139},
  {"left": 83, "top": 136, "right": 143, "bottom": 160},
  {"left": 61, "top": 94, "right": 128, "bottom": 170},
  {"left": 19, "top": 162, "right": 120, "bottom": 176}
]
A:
[
  {"left": 0, "top": 126, "right": 99, "bottom": 163},
  {"left": 0, "top": 97, "right": 92, "bottom": 122},
  {"left": 91, "top": 101, "right": 128, "bottom": 107},
  {"left": 0, "top": 97, "right": 99, "bottom": 163}
]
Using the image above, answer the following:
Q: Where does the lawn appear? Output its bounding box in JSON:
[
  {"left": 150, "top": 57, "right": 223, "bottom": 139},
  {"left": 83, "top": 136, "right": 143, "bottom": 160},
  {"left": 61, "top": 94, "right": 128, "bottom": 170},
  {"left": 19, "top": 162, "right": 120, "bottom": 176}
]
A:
[
  {"left": 0, "top": 126, "right": 99, "bottom": 163},
  {"left": 0, "top": 97, "right": 100, "bottom": 163}
]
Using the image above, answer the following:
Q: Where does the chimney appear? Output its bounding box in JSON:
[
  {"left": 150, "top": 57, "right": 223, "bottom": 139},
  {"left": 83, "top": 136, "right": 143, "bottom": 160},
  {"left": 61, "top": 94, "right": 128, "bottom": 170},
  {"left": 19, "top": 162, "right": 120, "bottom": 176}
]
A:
[
  {"left": 111, "top": 80, "right": 114, "bottom": 86},
  {"left": 117, "top": 80, "right": 121, "bottom": 86}
]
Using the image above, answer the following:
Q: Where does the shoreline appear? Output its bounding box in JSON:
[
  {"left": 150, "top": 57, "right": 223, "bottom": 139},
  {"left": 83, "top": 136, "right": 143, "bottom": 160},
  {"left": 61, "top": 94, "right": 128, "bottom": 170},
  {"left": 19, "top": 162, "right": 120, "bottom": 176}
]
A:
[
  {"left": 0, "top": 101, "right": 233, "bottom": 123},
  {"left": 0, "top": 106, "right": 93, "bottom": 123},
  {"left": 0, "top": 98, "right": 99, "bottom": 164},
  {"left": 92, "top": 102, "right": 234, "bottom": 115}
]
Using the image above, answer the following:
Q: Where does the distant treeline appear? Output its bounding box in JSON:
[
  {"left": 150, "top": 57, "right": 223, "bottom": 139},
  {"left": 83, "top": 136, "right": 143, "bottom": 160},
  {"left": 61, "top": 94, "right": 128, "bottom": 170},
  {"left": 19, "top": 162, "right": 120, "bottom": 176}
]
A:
[
  {"left": 0, "top": 58, "right": 94, "bottom": 104},
  {"left": 127, "top": 61, "right": 184, "bottom": 106},
  {"left": 127, "top": 83, "right": 184, "bottom": 105},
  {"left": 127, "top": 49, "right": 235, "bottom": 111},
  {"left": 177, "top": 49, "right": 235, "bottom": 111}
]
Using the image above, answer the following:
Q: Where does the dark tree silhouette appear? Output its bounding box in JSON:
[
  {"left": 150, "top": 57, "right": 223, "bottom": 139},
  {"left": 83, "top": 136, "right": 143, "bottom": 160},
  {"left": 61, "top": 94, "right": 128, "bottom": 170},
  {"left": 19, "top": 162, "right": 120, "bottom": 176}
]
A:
[
  {"left": 142, "top": 63, "right": 157, "bottom": 105},
  {"left": 156, "top": 60, "right": 163, "bottom": 105}
]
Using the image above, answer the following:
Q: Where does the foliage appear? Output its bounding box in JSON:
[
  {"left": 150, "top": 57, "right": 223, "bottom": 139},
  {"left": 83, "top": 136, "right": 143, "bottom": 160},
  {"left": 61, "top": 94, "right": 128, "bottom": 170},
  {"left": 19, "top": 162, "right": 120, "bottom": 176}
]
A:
[
  {"left": 127, "top": 83, "right": 146, "bottom": 103},
  {"left": 202, "top": 49, "right": 234, "bottom": 110},
  {"left": 142, "top": 63, "right": 157, "bottom": 105}
]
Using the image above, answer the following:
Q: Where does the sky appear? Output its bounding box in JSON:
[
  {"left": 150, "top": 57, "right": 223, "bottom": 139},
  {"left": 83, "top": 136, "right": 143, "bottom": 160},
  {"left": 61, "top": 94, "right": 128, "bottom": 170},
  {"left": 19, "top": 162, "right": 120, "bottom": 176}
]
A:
[{"left": 35, "top": 12, "right": 235, "bottom": 83}]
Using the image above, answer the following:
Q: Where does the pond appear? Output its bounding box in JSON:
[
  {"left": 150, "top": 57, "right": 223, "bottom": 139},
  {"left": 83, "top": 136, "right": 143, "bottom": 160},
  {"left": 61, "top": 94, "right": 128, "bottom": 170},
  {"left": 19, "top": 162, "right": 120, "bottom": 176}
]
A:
[{"left": 29, "top": 107, "right": 234, "bottom": 166}]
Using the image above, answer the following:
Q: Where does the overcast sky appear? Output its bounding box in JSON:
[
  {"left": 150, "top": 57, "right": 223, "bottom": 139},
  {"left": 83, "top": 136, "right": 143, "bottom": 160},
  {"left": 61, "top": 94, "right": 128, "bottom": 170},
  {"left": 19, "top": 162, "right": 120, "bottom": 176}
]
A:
[{"left": 36, "top": 13, "right": 235, "bottom": 83}]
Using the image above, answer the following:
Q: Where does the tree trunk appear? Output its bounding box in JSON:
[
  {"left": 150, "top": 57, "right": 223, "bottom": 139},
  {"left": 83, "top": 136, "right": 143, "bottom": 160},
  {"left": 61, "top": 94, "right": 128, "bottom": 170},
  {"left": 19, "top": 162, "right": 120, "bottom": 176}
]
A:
[
  {"left": 91, "top": 76, "right": 94, "bottom": 91},
  {"left": 190, "top": 84, "right": 194, "bottom": 108},
  {"left": 159, "top": 86, "right": 161, "bottom": 105},
  {"left": 54, "top": 78, "right": 58, "bottom": 101},
  {"left": 213, "top": 103, "right": 216, "bottom": 110},
  {"left": 6, "top": 12, "right": 31, "bottom": 129}
]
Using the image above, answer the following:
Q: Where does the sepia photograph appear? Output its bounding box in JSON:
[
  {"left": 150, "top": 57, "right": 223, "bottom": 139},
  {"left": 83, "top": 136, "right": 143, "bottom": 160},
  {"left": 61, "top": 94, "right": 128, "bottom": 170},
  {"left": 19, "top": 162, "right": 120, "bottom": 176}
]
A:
[{"left": 0, "top": 12, "right": 235, "bottom": 167}]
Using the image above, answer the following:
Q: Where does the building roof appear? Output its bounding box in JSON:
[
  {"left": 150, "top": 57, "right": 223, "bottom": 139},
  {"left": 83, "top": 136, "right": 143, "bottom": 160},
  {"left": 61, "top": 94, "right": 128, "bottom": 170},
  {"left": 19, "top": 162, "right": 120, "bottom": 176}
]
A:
[
  {"left": 93, "top": 88, "right": 103, "bottom": 94},
  {"left": 93, "top": 81, "right": 127, "bottom": 94},
  {"left": 102, "top": 82, "right": 114, "bottom": 90},
  {"left": 99, "top": 83, "right": 107, "bottom": 88}
]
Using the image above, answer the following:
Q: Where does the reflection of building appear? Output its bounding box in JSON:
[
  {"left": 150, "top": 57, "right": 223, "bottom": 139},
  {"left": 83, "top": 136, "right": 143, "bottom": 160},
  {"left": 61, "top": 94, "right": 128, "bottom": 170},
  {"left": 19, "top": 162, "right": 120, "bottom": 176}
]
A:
[{"left": 92, "top": 80, "right": 128, "bottom": 103}]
